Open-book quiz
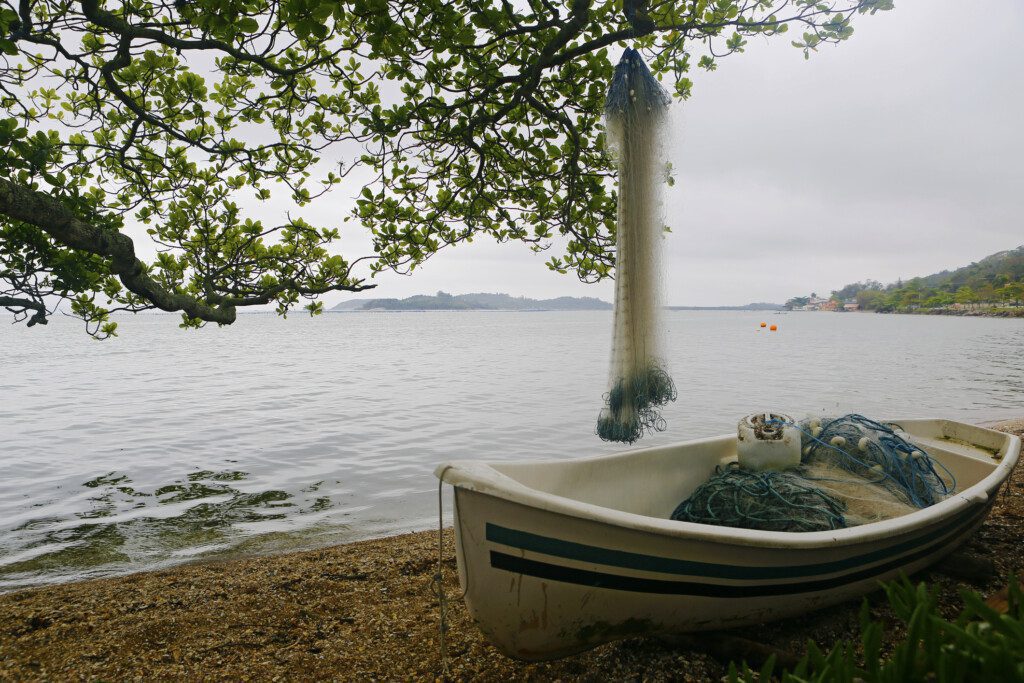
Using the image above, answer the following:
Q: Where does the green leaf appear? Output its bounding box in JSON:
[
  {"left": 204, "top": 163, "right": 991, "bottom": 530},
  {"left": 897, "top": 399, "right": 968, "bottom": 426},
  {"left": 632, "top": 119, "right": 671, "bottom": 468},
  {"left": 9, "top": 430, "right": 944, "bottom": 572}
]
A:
[{"left": 236, "top": 17, "right": 260, "bottom": 34}]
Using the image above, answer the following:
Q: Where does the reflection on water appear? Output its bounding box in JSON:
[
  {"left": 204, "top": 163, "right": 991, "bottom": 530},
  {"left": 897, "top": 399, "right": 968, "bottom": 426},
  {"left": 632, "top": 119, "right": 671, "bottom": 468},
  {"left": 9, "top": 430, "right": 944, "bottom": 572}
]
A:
[{"left": 1, "top": 311, "right": 1022, "bottom": 590}]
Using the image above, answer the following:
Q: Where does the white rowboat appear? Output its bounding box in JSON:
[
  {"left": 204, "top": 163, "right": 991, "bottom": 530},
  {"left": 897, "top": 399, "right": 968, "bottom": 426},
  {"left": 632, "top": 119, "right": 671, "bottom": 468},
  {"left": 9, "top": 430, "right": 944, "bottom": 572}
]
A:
[{"left": 435, "top": 419, "right": 1020, "bottom": 661}]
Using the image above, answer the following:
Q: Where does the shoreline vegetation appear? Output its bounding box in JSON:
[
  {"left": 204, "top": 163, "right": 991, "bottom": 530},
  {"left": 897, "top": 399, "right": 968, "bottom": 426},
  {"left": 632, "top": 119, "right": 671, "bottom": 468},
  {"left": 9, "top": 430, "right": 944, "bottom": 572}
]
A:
[
  {"left": 2, "top": 421, "right": 1022, "bottom": 680},
  {"left": 803, "top": 306, "right": 1024, "bottom": 319}
]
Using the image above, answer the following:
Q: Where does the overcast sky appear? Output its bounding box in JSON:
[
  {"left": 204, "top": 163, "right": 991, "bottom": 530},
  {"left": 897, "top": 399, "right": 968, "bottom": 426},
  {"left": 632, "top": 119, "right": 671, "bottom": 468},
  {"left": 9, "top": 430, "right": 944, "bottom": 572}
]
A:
[{"left": 303, "top": 0, "right": 1024, "bottom": 306}]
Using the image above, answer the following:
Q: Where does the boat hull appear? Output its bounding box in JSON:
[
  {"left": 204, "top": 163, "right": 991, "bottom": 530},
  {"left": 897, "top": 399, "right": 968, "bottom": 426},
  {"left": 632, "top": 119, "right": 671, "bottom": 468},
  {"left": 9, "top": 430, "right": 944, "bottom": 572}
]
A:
[{"left": 439, "top": 419, "right": 1020, "bottom": 660}]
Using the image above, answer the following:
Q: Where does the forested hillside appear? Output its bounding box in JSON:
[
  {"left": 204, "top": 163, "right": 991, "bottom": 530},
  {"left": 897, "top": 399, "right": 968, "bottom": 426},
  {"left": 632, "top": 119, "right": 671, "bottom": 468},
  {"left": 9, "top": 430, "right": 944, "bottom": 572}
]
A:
[{"left": 787, "top": 246, "right": 1024, "bottom": 313}]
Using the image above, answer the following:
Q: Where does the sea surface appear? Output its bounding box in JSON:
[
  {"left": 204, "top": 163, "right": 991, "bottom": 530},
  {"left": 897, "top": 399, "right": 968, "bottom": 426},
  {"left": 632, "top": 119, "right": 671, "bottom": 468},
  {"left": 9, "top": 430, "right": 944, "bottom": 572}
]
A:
[{"left": 2, "top": 310, "right": 1022, "bottom": 590}]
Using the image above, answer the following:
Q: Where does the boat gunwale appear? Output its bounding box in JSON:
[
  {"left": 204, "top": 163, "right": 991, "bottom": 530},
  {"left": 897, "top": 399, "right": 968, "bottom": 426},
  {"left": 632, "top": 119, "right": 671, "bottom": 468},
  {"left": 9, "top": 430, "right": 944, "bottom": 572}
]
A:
[{"left": 436, "top": 419, "right": 1021, "bottom": 550}]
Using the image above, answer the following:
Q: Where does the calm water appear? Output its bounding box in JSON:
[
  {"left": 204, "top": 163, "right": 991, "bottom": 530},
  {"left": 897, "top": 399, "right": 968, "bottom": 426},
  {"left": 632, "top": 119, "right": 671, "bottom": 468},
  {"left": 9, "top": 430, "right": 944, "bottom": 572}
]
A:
[{"left": 2, "top": 311, "right": 1022, "bottom": 590}]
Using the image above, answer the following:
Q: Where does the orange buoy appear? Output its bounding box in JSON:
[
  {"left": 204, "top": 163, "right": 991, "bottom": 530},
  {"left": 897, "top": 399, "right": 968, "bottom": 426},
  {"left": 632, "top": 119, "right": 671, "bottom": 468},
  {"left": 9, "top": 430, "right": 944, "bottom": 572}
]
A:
[
  {"left": 760, "top": 322, "right": 767, "bottom": 328},
  {"left": 769, "top": 324, "right": 778, "bottom": 331}
]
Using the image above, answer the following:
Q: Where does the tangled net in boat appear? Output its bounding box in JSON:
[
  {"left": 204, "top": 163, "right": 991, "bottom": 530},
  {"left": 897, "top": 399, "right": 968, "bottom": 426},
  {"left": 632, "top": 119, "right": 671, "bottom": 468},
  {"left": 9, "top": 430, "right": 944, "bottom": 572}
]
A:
[
  {"left": 671, "top": 414, "right": 957, "bottom": 532},
  {"left": 671, "top": 462, "right": 848, "bottom": 532},
  {"left": 797, "top": 414, "right": 956, "bottom": 508},
  {"left": 595, "top": 48, "right": 677, "bottom": 444}
]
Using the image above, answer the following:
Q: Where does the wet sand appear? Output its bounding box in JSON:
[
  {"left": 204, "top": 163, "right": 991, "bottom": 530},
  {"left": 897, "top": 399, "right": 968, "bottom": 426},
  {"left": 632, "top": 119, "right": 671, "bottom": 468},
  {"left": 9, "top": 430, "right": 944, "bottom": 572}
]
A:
[{"left": 2, "top": 420, "right": 1022, "bottom": 681}]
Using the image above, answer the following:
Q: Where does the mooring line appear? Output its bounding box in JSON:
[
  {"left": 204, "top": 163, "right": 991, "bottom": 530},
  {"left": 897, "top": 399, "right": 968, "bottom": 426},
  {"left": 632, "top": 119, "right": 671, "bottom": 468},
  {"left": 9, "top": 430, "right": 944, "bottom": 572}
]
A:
[{"left": 433, "top": 467, "right": 452, "bottom": 678}]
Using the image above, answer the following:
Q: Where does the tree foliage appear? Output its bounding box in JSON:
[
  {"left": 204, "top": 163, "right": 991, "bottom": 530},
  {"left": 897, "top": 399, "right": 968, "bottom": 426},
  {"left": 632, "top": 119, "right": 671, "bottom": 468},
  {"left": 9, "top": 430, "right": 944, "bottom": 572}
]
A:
[{"left": 1, "top": 0, "right": 891, "bottom": 336}]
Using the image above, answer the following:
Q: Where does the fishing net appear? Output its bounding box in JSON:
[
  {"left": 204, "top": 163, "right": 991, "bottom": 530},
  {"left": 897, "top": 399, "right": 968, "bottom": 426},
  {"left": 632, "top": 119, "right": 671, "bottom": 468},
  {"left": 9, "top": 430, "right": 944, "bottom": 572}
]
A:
[
  {"left": 671, "top": 414, "right": 957, "bottom": 532},
  {"left": 671, "top": 462, "right": 848, "bottom": 532},
  {"left": 797, "top": 414, "right": 956, "bottom": 508},
  {"left": 798, "top": 460, "right": 919, "bottom": 526},
  {"left": 596, "top": 48, "right": 677, "bottom": 444}
]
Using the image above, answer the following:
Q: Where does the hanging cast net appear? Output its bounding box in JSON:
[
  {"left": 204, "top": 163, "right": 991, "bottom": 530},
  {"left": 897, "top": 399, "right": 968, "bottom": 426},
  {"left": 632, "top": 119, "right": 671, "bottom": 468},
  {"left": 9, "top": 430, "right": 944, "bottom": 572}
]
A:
[
  {"left": 596, "top": 48, "right": 677, "bottom": 444},
  {"left": 671, "top": 414, "right": 957, "bottom": 532}
]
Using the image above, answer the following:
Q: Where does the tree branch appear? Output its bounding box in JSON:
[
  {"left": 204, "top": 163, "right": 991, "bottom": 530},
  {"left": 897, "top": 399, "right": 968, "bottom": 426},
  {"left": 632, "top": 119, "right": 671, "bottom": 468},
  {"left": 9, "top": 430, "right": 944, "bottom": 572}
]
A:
[
  {"left": 0, "top": 178, "right": 372, "bottom": 324},
  {"left": 77, "top": 0, "right": 313, "bottom": 77},
  {"left": 0, "top": 294, "right": 48, "bottom": 326}
]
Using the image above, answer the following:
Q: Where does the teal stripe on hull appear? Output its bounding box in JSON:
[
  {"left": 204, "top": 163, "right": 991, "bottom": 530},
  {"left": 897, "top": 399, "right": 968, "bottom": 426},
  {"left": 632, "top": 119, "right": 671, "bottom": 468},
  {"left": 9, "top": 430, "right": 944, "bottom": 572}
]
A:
[
  {"left": 488, "top": 514, "right": 980, "bottom": 597},
  {"left": 486, "top": 503, "right": 987, "bottom": 582}
]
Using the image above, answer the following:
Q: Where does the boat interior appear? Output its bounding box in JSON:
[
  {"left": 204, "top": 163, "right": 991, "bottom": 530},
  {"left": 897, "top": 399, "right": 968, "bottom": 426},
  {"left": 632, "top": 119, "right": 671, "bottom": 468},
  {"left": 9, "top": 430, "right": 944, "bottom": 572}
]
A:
[{"left": 490, "top": 419, "right": 1015, "bottom": 521}]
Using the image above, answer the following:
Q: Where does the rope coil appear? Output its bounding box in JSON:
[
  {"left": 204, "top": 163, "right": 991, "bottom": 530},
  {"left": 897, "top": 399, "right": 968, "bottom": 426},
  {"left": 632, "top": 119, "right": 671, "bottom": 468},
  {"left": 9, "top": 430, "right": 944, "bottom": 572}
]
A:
[{"left": 671, "top": 462, "right": 848, "bottom": 532}]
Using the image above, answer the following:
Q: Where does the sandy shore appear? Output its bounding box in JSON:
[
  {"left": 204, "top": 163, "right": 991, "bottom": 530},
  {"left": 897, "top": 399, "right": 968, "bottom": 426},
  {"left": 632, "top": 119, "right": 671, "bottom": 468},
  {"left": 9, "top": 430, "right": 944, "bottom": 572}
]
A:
[{"left": 2, "top": 420, "right": 1022, "bottom": 681}]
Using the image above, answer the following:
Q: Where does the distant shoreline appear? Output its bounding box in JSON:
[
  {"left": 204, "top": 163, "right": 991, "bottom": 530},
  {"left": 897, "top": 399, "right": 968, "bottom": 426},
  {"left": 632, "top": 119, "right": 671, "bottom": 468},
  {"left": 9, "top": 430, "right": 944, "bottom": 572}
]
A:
[
  {"left": 330, "top": 292, "right": 784, "bottom": 313},
  {"left": 786, "top": 308, "right": 1024, "bottom": 319},
  {"left": 326, "top": 306, "right": 785, "bottom": 313},
  {"left": 667, "top": 306, "right": 784, "bottom": 312},
  {"left": 326, "top": 308, "right": 604, "bottom": 313},
  {"left": 874, "top": 308, "right": 1024, "bottom": 319}
]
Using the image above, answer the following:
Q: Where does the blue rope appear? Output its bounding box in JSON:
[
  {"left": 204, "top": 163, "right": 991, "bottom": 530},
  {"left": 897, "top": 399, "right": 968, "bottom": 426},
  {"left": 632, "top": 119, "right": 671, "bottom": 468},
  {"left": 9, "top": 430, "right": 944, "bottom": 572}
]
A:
[
  {"left": 604, "top": 47, "right": 671, "bottom": 117},
  {"left": 770, "top": 414, "right": 956, "bottom": 508},
  {"left": 671, "top": 462, "right": 848, "bottom": 532}
]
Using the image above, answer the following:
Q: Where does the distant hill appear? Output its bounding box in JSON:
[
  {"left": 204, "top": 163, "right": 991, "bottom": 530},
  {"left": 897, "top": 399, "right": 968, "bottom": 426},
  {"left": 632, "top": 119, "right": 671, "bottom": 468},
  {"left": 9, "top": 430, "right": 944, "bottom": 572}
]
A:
[
  {"left": 787, "top": 245, "right": 1024, "bottom": 313},
  {"left": 912, "top": 246, "right": 1024, "bottom": 291},
  {"left": 331, "top": 291, "right": 613, "bottom": 311},
  {"left": 332, "top": 293, "right": 784, "bottom": 312}
]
